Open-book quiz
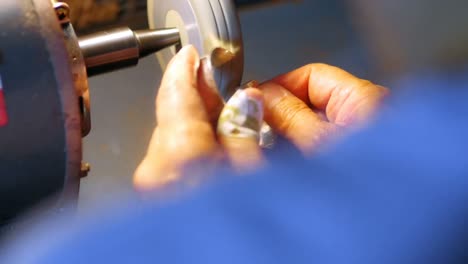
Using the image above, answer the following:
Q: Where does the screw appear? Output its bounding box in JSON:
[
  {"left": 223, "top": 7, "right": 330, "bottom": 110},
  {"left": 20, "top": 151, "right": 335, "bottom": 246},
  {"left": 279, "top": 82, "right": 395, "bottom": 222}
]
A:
[
  {"left": 53, "top": 2, "right": 71, "bottom": 25},
  {"left": 80, "top": 162, "right": 91, "bottom": 178}
]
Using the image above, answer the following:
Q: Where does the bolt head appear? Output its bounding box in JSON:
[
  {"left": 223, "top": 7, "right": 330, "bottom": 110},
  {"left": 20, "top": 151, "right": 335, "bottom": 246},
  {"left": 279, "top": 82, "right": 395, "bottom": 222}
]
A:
[
  {"left": 80, "top": 162, "right": 91, "bottom": 178},
  {"left": 53, "top": 2, "right": 71, "bottom": 24}
]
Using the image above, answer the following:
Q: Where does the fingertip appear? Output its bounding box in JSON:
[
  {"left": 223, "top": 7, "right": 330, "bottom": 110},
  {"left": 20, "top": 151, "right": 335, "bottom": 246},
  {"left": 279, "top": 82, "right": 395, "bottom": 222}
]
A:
[
  {"left": 258, "top": 82, "right": 290, "bottom": 110},
  {"left": 376, "top": 85, "right": 390, "bottom": 97},
  {"left": 243, "top": 87, "right": 263, "bottom": 103},
  {"left": 158, "top": 44, "right": 210, "bottom": 125},
  {"left": 166, "top": 45, "right": 200, "bottom": 73},
  {"left": 219, "top": 136, "right": 264, "bottom": 172},
  {"left": 268, "top": 63, "right": 358, "bottom": 105},
  {"left": 177, "top": 45, "right": 199, "bottom": 61}
]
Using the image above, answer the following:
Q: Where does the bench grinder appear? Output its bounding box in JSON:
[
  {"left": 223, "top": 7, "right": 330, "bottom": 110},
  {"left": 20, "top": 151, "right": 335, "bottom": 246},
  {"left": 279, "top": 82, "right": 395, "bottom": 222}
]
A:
[{"left": 0, "top": 0, "right": 244, "bottom": 224}]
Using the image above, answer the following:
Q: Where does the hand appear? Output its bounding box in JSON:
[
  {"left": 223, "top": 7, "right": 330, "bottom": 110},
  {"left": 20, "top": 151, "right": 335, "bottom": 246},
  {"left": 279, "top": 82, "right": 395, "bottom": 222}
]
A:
[
  {"left": 259, "top": 64, "right": 388, "bottom": 154},
  {"left": 134, "top": 46, "right": 388, "bottom": 192},
  {"left": 133, "top": 46, "right": 265, "bottom": 191}
]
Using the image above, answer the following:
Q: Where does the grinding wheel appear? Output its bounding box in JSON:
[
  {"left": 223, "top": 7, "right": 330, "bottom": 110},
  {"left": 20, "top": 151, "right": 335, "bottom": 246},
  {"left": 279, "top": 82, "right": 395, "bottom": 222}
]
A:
[{"left": 148, "top": 0, "right": 244, "bottom": 98}]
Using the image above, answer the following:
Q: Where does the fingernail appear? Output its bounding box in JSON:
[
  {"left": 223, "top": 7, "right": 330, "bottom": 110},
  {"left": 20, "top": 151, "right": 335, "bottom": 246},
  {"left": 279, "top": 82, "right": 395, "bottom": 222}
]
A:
[
  {"left": 199, "top": 56, "right": 218, "bottom": 91},
  {"left": 217, "top": 89, "right": 264, "bottom": 140},
  {"left": 241, "top": 80, "right": 260, "bottom": 89},
  {"left": 258, "top": 82, "right": 289, "bottom": 109}
]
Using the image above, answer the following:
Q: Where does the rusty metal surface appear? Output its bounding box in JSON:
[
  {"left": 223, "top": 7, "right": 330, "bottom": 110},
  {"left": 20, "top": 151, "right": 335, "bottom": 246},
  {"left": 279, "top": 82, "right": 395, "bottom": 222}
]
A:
[
  {"left": 59, "top": 0, "right": 293, "bottom": 33},
  {"left": 0, "top": 0, "right": 81, "bottom": 223},
  {"left": 60, "top": 0, "right": 147, "bottom": 33},
  {"left": 62, "top": 20, "right": 92, "bottom": 136}
]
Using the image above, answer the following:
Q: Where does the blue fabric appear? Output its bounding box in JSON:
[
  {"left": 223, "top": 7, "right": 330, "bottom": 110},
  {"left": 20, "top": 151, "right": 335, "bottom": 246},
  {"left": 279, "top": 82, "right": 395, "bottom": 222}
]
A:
[{"left": 4, "top": 74, "right": 468, "bottom": 263}]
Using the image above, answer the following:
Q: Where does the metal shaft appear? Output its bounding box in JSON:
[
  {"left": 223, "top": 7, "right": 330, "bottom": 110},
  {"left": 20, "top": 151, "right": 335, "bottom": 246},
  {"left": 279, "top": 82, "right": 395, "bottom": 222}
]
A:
[{"left": 79, "top": 27, "right": 180, "bottom": 76}]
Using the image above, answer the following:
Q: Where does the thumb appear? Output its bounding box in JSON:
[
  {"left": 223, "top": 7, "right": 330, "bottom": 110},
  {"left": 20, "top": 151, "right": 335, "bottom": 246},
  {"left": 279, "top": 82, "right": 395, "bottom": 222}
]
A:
[
  {"left": 217, "top": 87, "right": 265, "bottom": 172},
  {"left": 260, "top": 82, "right": 341, "bottom": 154}
]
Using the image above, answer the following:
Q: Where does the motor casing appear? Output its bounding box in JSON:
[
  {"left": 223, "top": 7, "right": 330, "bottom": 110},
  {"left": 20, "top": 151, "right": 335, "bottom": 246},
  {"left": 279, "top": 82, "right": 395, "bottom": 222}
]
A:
[{"left": 0, "top": 0, "right": 82, "bottom": 224}]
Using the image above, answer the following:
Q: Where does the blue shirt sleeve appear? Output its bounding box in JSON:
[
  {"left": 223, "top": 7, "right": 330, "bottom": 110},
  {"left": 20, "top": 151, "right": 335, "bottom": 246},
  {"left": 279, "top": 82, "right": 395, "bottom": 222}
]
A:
[{"left": 3, "top": 76, "right": 468, "bottom": 264}]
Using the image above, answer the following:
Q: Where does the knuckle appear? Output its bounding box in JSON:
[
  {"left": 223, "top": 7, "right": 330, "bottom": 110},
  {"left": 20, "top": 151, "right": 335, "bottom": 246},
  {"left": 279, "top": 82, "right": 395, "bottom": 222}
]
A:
[
  {"left": 275, "top": 98, "right": 313, "bottom": 134},
  {"left": 306, "top": 63, "right": 342, "bottom": 77},
  {"left": 359, "top": 79, "right": 374, "bottom": 88},
  {"left": 355, "top": 80, "right": 390, "bottom": 102},
  {"left": 306, "top": 62, "right": 330, "bottom": 70},
  {"left": 354, "top": 79, "right": 377, "bottom": 93}
]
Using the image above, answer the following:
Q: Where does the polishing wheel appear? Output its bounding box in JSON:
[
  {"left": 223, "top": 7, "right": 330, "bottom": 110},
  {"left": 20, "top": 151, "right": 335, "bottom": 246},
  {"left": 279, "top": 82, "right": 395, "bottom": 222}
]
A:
[{"left": 148, "top": 0, "right": 244, "bottom": 98}]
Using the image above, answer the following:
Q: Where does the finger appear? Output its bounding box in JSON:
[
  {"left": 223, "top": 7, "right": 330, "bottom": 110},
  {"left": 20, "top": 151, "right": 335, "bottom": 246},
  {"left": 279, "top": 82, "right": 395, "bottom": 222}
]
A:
[
  {"left": 155, "top": 45, "right": 218, "bottom": 153},
  {"left": 217, "top": 88, "right": 265, "bottom": 171},
  {"left": 156, "top": 45, "right": 209, "bottom": 126},
  {"left": 271, "top": 63, "right": 389, "bottom": 126},
  {"left": 197, "top": 57, "right": 225, "bottom": 127},
  {"left": 134, "top": 124, "right": 220, "bottom": 191},
  {"left": 260, "top": 82, "right": 341, "bottom": 154},
  {"left": 134, "top": 46, "right": 219, "bottom": 191}
]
